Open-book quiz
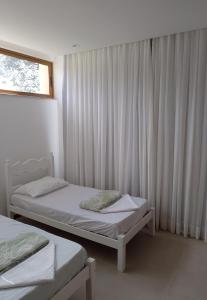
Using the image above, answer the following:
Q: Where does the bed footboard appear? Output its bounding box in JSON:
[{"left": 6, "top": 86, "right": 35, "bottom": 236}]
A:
[
  {"left": 86, "top": 258, "right": 96, "bottom": 300},
  {"left": 51, "top": 258, "right": 96, "bottom": 300},
  {"left": 117, "top": 208, "right": 155, "bottom": 272}
]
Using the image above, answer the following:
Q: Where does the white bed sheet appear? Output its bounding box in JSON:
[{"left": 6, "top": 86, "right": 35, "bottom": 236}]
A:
[
  {"left": 11, "top": 184, "right": 148, "bottom": 239},
  {"left": 0, "top": 215, "right": 87, "bottom": 300}
]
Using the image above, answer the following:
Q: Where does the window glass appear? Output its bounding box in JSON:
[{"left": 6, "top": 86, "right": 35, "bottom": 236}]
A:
[{"left": 0, "top": 49, "right": 53, "bottom": 97}]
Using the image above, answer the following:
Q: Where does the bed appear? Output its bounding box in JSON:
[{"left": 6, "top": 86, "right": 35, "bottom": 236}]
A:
[
  {"left": 0, "top": 215, "right": 95, "bottom": 300},
  {"left": 4, "top": 153, "right": 155, "bottom": 272}
]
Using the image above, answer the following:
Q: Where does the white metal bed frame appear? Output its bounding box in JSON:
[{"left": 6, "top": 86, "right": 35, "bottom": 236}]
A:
[
  {"left": 51, "top": 257, "right": 95, "bottom": 300},
  {"left": 4, "top": 153, "right": 155, "bottom": 273}
]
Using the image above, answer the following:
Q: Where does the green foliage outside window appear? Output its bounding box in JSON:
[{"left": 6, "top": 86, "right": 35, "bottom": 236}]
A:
[{"left": 0, "top": 54, "right": 40, "bottom": 93}]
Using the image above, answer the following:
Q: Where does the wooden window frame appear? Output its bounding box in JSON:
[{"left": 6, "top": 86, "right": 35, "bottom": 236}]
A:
[{"left": 0, "top": 47, "right": 54, "bottom": 98}]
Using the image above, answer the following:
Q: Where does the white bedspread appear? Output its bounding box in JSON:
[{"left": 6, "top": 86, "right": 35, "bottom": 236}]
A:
[{"left": 11, "top": 184, "right": 148, "bottom": 239}]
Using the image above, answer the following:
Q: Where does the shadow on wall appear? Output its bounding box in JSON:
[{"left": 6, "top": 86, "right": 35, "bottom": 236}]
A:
[{"left": 0, "top": 94, "right": 59, "bottom": 214}]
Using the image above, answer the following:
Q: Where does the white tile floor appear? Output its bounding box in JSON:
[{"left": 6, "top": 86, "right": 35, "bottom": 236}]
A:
[{"left": 20, "top": 218, "right": 207, "bottom": 300}]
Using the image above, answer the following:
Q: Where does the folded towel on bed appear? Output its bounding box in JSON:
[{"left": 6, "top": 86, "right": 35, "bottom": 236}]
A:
[
  {"left": 80, "top": 190, "right": 121, "bottom": 212},
  {"left": 0, "top": 241, "right": 55, "bottom": 289},
  {"left": 101, "top": 194, "right": 140, "bottom": 213},
  {"left": 0, "top": 232, "right": 49, "bottom": 275}
]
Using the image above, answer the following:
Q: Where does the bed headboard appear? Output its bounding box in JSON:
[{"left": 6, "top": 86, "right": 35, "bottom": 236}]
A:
[{"left": 4, "top": 153, "right": 54, "bottom": 216}]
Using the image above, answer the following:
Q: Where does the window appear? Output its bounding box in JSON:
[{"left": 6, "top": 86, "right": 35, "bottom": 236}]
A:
[{"left": 0, "top": 48, "right": 53, "bottom": 97}]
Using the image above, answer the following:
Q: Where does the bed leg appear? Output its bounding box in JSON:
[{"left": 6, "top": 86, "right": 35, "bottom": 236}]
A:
[
  {"left": 148, "top": 208, "right": 155, "bottom": 237},
  {"left": 7, "top": 210, "right": 14, "bottom": 219},
  {"left": 117, "top": 235, "right": 126, "bottom": 272},
  {"left": 86, "top": 258, "right": 96, "bottom": 300}
]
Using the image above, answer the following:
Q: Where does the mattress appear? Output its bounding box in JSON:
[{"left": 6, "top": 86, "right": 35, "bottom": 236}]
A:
[
  {"left": 11, "top": 184, "right": 148, "bottom": 239},
  {"left": 0, "top": 215, "right": 87, "bottom": 300}
]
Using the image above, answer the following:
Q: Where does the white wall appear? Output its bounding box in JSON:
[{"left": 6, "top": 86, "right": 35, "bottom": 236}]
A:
[
  {"left": 0, "top": 94, "right": 59, "bottom": 214},
  {"left": 1, "top": 0, "right": 207, "bottom": 58}
]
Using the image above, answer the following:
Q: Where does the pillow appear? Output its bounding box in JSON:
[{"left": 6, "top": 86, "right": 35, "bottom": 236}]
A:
[{"left": 14, "top": 176, "right": 68, "bottom": 198}]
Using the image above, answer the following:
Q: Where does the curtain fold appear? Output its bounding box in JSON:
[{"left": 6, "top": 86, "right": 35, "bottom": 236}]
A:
[
  {"left": 152, "top": 29, "right": 207, "bottom": 238},
  {"left": 59, "top": 28, "right": 207, "bottom": 240},
  {"left": 63, "top": 40, "right": 154, "bottom": 200}
]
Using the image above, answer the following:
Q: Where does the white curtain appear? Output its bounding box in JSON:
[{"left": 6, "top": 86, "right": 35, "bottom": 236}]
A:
[
  {"left": 62, "top": 40, "right": 155, "bottom": 202},
  {"left": 152, "top": 29, "right": 207, "bottom": 239},
  {"left": 59, "top": 28, "right": 207, "bottom": 239}
]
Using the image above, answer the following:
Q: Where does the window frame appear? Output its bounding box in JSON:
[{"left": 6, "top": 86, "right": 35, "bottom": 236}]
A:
[{"left": 0, "top": 47, "right": 54, "bottom": 98}]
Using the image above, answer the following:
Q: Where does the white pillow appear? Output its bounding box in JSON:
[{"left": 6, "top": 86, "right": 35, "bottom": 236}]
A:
[{"left": 14, "top": 176, "right": 68, "bottom": 198}]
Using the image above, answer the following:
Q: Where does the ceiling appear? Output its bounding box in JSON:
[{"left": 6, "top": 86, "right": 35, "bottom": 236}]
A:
[{"left": 0, "top": 0, "right": 207, "bottom": 59}]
